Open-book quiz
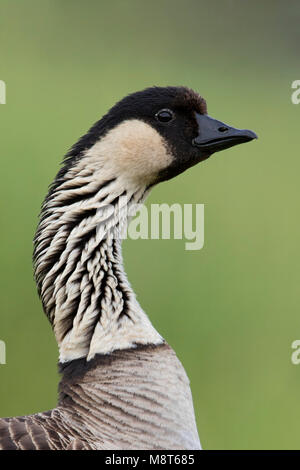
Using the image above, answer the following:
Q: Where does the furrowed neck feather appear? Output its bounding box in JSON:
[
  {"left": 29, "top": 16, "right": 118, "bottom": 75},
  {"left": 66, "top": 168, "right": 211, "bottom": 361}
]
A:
[{"left": 33, "top": 119, "right": 172, "bottom": 362}]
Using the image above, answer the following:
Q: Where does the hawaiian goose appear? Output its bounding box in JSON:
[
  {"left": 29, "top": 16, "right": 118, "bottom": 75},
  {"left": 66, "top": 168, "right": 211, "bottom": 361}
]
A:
[{"left": 0, "top": 87, "right": 256, "bottom": 450}]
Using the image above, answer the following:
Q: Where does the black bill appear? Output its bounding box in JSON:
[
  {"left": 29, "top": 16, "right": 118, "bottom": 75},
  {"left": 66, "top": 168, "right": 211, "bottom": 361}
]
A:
[{"left": 192, "top": 113, "right": 257, "bottom": 153}]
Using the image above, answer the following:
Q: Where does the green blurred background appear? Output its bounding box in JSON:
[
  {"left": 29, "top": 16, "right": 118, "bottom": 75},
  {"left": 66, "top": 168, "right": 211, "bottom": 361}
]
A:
[{"left": 0, "top": 0, "right": 299, "bottom": 450}]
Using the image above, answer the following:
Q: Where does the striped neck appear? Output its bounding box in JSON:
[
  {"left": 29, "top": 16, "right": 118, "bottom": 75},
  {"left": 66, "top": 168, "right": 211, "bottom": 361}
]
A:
[{"left": 34, "top": 170, "right": 162, "bottom": 362}]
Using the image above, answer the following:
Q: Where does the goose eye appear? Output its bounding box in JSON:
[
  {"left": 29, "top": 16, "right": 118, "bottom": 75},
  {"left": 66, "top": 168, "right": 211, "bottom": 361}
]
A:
[{"left": 155, "top": 109, "right": 174, "bottom": 123}]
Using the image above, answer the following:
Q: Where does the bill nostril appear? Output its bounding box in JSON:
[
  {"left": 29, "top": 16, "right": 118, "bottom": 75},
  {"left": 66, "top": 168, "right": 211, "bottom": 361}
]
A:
[{"left": 218, "top": 126, "right": 228, "bottom": 133}]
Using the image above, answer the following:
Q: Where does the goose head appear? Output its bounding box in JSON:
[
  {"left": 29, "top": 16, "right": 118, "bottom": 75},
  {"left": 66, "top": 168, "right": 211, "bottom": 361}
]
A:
[{"left": 67, "top": 86, "right": 257, "bottom": 191}]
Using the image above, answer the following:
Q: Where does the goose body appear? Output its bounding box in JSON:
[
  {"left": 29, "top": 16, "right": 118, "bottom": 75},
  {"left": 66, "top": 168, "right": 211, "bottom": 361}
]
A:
[{"left": 0, "top": 87, "right": 256, "bottom": 450}]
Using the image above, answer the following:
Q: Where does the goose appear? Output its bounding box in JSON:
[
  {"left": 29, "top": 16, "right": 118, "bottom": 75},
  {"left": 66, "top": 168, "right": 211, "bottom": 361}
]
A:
[{"left": 0, "top": 86, "right": 257, "bottom": 450}]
